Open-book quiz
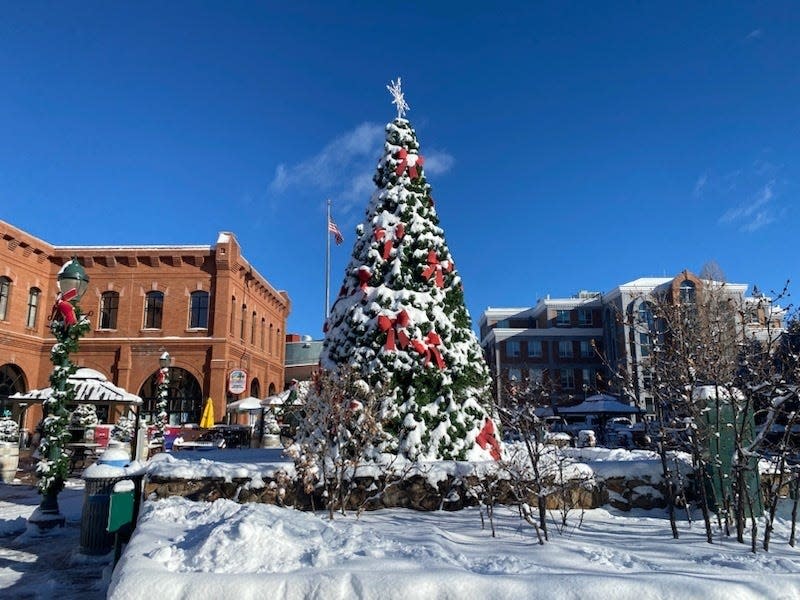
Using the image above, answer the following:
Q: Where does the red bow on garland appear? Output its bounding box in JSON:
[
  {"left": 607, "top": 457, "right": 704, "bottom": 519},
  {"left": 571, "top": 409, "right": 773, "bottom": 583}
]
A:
[
  {"left": 411, "top": 331, "right": 445, "bottom": 369},
  {"left": 377, "top": 309, "right": 412, "bottom": 351},
  {"left": 50, "top": 288, "right": 78, "bottom": 326},
  {"left": 357, "top": 266, "right": 372, "bottom": 292},
  {"left": 476, "top": 418, "right": 502, "bottom": 461},
  {"left": 394, "top": 148, "right": 424, "bottom": 179},
  {"left": 373, "top": 223, "right": 406, "bottom": 260},
  {"left": 421, "top": 250, "right": 453, "bottom": 288}
]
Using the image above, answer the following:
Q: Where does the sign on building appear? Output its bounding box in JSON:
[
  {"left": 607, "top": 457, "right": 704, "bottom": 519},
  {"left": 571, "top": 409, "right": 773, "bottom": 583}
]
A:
[{"left": 228, "top": 369, "right": 247, "bottom": 395}]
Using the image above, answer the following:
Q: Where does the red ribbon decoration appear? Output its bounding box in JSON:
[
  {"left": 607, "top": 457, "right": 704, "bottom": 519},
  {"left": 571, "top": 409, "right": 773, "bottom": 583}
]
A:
[
  {"left": 411, "top": 331, "right": 445, "bottom": 369},
  {"left": 421, "top": 250, "right": 453, "bottom": 288},
  {"left": 377, "top": 309, "right": 412, "bottom": 351},
  {"left": 476, "top": 418, "right": 502, "bottom": 461},
  {"left": 50, "top": 288, "right": 78, "bottom": 326},
  {"left": 373, "top": 223, "right": 406, "bottom": 260},
  {"left": 357, "top": 266, "right": 372, "bottom": 291},
  {"left": 394, "top": 148, "right": 425, "bottom": 179}
]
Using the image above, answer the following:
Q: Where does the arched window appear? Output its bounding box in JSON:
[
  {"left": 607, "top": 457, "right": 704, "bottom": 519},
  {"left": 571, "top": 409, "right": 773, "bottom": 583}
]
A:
[
  {"left": 99, "top": 291, "right": 120, "bottom": 329},
  {"left": 240, "top": 304, "right": 246, "bottom": 340},
  {"left": 276, "top": 328, "right": 282, "bottom": 360},
  {"left": 679, "top": 280, "right": 696, "bottom": 304},
  {"left": 139, "top": 366, "right": 203, "bottom": 426},
  {"left": 260, "top": 318, "right": 266, "bottom": 349},
  {"left": 0, "top": 276, "right": 11, "bottom": 321},
  {"left": 143, "top": 291, "right": 164, "bottom": 329},
  {"left": 250, "top": 378, "right": 261, "bottom": 398},
  {"left": 189, "top": 290, "right": 209, "bottom": 329},
  {"left": 251, "top": 311, "right": 257, "bottom": 344},
  {"left": 269, "top": 323, "right": 274, "bottom": 354},
  {"left": 26, "top": 287, "right": 40, "bottom": 329},
  {"left": 230, "top": 296, "right": 236, "bottom": 335}
]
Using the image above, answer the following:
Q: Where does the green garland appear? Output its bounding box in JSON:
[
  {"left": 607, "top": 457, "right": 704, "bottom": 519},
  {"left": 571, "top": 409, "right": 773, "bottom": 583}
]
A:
[{"left": 36, "top": 309, "right": 90, "bottom": 496}]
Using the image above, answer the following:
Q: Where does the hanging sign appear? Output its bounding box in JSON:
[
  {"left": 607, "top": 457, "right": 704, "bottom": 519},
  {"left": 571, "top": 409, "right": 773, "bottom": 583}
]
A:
[{"left": 228, "top": 369, "right": 248, "bottom": 394}]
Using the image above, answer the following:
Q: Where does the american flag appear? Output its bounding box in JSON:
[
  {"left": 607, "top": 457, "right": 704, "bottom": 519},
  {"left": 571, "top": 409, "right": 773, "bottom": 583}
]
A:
[{"left": 328, "top": 218, "right": 343, "bottom": 245}]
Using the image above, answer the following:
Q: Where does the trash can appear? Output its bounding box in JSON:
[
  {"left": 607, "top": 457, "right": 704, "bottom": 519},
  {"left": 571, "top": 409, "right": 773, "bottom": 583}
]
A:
[{"left": 80, "top": 465, "right": 127, "bottom": 555}]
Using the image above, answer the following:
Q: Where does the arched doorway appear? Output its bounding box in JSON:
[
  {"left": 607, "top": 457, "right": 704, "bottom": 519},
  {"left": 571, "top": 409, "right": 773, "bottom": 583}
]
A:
[
  {"left": 250, "top": 378, "right": 261, "bottom": 399},
  {"left": 0, "top": 364, "right": 27, "bottom": 417},
  {"left": 268, "top": 382, "right": 276, "bottom": 396},
  {"left": 139, "top": 367, "right": 203, "bottom": 425}
]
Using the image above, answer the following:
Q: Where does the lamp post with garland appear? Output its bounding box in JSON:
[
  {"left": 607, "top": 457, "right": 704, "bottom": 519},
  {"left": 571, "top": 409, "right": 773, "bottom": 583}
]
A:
[
  {"left": 30, "top": 257, "right": 90, "bottom": 529},
  {"left": 151, "top": 351, "right": 170, "bottom": 450}
]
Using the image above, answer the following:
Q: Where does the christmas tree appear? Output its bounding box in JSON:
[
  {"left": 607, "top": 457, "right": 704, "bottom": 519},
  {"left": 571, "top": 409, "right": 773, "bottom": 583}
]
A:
[{"left": 320, "top": 79, "right": 499, "bottom": 461}]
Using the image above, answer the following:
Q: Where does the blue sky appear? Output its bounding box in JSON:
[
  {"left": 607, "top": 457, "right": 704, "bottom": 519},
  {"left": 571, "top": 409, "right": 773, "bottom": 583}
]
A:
[{"left": 2, "top": 2, "right": 798, "bottom": 336}]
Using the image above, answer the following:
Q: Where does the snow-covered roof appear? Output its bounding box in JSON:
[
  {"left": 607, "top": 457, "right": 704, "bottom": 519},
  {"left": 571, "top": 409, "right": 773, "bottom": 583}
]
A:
[{"left": 11, "top": 368, "right": 141, "bottom": 404}]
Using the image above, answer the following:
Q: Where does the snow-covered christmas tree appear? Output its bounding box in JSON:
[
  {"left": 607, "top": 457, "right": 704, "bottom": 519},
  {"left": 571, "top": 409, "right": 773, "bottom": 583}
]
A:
[{"left": 320, "top": 79, "right": 499, "bottom": 461}]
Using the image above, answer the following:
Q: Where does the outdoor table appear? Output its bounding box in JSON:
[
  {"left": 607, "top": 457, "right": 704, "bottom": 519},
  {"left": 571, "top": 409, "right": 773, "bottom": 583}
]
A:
[{"left": 66, "top": 442, "right": 101, "bottom": 472}]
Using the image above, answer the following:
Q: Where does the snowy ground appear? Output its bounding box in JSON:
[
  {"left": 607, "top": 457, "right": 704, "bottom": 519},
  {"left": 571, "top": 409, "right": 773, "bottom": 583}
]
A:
[{"left": 3, "top": 447, "right": 800, "bottom": 599}]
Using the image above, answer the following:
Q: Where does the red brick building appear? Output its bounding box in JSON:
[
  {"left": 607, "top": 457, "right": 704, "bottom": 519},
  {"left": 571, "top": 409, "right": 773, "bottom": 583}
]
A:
[{"left": 0, "top": 219, "right": 290, "bottom": 431}]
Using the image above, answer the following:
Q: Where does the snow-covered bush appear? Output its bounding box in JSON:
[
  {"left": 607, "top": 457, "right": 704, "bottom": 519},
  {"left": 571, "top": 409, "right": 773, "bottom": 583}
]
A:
[
  {"left": 69, "top": 404, "right": 99, "bottom": 428},
  {"left": 111, "top": 415, "right": 136, "bottom": 443},
  {"left": 263, "top": 412, "right": 281, "bottom": 435},
  {"left": 0, "top": 414, "right": 19, "bottom": 444}
]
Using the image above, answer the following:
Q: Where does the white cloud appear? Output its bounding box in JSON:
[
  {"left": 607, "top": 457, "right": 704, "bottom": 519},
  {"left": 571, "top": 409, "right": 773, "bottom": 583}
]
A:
[
  {"left": 719, "top": 180, "right": 775, "bottom": 231},
  {"left": 268, "top": 123, "right": 456, "bottom": 214},
  {"left": 745, "top": 29, "right": 763, "bottom": 41},
  {"left": 693, "top": 173, "right": 708, "bottom": 197}
]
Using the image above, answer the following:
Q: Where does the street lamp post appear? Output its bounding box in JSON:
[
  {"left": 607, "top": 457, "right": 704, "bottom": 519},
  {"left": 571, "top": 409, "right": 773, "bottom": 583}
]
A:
[
  {"left": 152, "top": 351, "right": 170, "bottom": 449},
  {"left": 31, "top": 257, "right": 90, "bottom": 529}
]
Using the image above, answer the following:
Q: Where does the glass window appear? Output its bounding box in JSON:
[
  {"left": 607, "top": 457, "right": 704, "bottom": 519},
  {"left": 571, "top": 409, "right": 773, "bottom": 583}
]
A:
[
  {"left": 260, "top": 318, "right": 266, "bottom": 349},
  {"left": 527, "top": 339, "right": 542, "bottom": 358},
  {"left": 240, "top": 304, "right": 246, "bottom": 340},
  {"left": 508, "top": 367, "right": 521, "bottom": 382},
  {"left": 560, "top": 368, "right": 575, "bottom": 389},
  {"left": 99, "top": 291, "right": 119, "bottom": 329},
  {"left": 251, "top": 311, "right": 257, "bottom": 344},
  {"left": 26, "top": 287, "right": 40, "bottom": 328},
  {"left": 269, "top": 323, "right": 274, "bottom": 354},
  {"left": 680, "top": 280, "right": 696, "bottom": 304},
  {"left": 230, "top": 296, "right": 236, "bottom": 334},
  {"left": 0, "top": 277, "right": 10, "bottom": 320},
  {"left": 556, "top": 310, "right": 570, "bottom": 327},
  {"left": 578, "top": 308, "right": 592, "bottom": 326},
  {"left": 506, "top": 340, "right": 521, "bottom": 357},
  {"left": 639, "top": 332, "right": 651, "bottom": 356},
  {"left": 144, "top": 291, "right": 164, "bottom": 329},
  {"left": 529, "top": 368, "right": 543, "bottom": 384},
  {"left": 558, "top": 340, "right": 573, "bottom": 358},
  {"left": 189, "top": 291, "right": 209, "bottom": 329},
  {"left": 580, "top": 340, "right": 593, "bottom": 358}
]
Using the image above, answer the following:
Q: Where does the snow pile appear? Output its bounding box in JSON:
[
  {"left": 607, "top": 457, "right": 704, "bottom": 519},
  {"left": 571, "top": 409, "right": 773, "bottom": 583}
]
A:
[{"left": 108, "top": 496, "right": 800, "bottom": 600}]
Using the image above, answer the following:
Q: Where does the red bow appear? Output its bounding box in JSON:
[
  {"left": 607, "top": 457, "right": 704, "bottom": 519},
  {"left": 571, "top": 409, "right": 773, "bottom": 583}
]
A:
[
  {"left": 50, "top": 288, "right": 78, "bottom": 326},
  {"left": 411, "top": 331, "right": 445, "bottom": 369},
  {"left": 421, "top": 250, "right": 453, "bottom": 288},
  {"left": 357, "top": 266, "right": 372, "bottom": 291},
  {"left": 394, "top": 148, "right": 424, "bottom": 179},
  {"left": 373, "top": 222, "right": 406, "bottom": 260},
  {"left": 476, "top": 419, "right": 501, "bottom": 460},
  {"left": 377, "top": 309, "right": 411, "bottom": 351}
]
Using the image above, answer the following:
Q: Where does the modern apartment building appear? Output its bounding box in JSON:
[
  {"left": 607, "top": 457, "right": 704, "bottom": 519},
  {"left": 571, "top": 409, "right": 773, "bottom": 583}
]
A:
[
  {"left": 480, "top": 272, "right": 784, "bottom": 415},
  {"left": 0, "top": 219, "right": 290, "bottom": 431},
  {"left": 479, "top": 291, "right": 606, "bottom": 407}
]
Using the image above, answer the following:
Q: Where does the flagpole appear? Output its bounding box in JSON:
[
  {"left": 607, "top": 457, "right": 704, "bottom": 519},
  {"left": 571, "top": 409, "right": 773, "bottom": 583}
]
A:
[{"left": 325, "top": 199, "right": 331, "bottom": 320}]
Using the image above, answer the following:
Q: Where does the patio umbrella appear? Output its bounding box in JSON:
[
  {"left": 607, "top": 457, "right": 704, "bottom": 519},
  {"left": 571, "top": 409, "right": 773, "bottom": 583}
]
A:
[{"left": 199, "top": 397, "right": 215, "bottom": 429}]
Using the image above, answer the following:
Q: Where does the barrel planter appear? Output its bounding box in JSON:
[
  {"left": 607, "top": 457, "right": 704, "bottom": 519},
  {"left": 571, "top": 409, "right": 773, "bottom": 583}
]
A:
[{"left": 0, "top": 442, "right": 19, "bottom": 483}]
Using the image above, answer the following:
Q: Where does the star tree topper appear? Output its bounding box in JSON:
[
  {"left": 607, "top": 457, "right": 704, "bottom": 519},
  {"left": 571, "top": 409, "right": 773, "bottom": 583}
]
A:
[{"left": 387, "top": 77, "right": 410, "bottom": 119}]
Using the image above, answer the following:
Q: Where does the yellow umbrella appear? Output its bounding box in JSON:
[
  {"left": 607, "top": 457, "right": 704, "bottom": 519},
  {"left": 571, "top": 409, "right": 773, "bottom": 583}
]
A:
[{"left": 200, "top": 397, "right": 215, "bottom": 429}]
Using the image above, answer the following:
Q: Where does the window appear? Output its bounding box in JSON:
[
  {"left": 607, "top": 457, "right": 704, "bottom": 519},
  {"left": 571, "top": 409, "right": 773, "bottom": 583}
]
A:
[
  {"left": 189, "top": 291, "right": 209, "bottom": 329},
  {"left": 560, "top": 368, "right": 575, "bottom": 389},
  {"left": 679, "top": 279, "right": 696, "bottom": 304},
  {"left": 260, "top": 318, "right": 266, "bottom": 349},
  {"left": 0, "top": 277, "right": 10, "bottom": 320},
  {"left": 230, "top": 296, "right": 236, "bottom": 334},
  {"left": 556, "top": 310, "right": 570, "bottom": 327},
  {"left": 506, "top": 340, "right": 521, "bottom": 358},
  {"left": 508, "top": 367, "right": 521, "bottom": 382},
  {"left": 99, "top": 291, "right": 119, "bottom": 329},
  {"left": 638, "top": 302, "right": 655, "bottom": 330},
  {"left": 580, "top": 340, "right": 593, "bottom": 358},
  {"left": 582, "top": 368, "right": 593, "bottom": 387},
  {"left": 558, "top": 340, "right": 573, "bottom": 358},
  {"left": 251, "top": 311, "right": 257, "bottom": 344},
  {"left": 144, "top": 291, "right": 164, "bottom": 329},
  {"left": 527, "top": 339, "right": 542, "bottom": 358},
  {"left": 496, "top": 319, "right": 509, "bottom": 328},
  {"left": 269, "top": 323, "right": 274, "bottom": 354},
  {"left": 642, "top": 371, "right": 653, "bottom": 391},
  {"left": 529, "top": 368, "right": 543, "bottom": 385},
  {"left": 26, "top": 288, "right": 40, "bottom": 328},
  {"left": 578, "top": 308, "right": 592, "bottom": 327},
  {"left": 639, "top": 332, "right": 651, "bottom": 356},
  {"left": 240, "top": 304, "right": 246, "bottom": 339}
]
